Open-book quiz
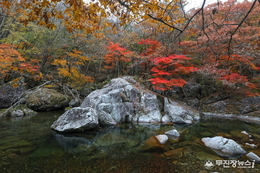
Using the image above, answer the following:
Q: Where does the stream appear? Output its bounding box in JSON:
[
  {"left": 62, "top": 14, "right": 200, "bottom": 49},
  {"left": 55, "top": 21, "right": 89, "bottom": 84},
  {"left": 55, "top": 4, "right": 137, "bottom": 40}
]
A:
[{"left": 0, "top": 110, "right": 259, "bottom": 173}]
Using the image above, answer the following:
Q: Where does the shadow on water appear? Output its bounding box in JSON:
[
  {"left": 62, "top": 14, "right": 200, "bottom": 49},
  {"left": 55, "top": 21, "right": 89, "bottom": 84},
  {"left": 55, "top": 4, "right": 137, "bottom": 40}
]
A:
[{"left": 0, "top": 110, "right": 260, "bottom": 173}]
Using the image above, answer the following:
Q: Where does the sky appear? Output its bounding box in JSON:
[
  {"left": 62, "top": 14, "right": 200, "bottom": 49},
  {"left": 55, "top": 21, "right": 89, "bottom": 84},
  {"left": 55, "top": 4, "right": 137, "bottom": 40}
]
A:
[
  {"left": 184, "top": 0, "right": 246, "bottom": 11},
  {"left": 185, "top": 0, "right": 221, "bottom": 10}
]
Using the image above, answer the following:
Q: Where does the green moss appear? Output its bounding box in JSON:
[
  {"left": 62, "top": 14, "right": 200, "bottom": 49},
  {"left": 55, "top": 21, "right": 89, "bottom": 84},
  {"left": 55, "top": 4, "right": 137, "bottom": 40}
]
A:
[{"left": 65, "top": 107, "right": 72, "bottom": 110}]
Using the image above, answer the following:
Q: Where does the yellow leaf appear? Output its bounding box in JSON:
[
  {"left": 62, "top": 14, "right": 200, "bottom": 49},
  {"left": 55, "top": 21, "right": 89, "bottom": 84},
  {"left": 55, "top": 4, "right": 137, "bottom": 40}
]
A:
[{"left": 12, "top": 83, "right": 19, "bottom": 88}]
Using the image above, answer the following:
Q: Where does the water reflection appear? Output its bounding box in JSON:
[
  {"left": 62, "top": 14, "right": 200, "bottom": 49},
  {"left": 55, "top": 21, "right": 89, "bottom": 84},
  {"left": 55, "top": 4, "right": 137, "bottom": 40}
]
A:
[
  {"left": 0, "top": 111, "right": 260, "bottom": 173},
  {"left": 52, "top": 124, "right": 174, "bottom": 155}
]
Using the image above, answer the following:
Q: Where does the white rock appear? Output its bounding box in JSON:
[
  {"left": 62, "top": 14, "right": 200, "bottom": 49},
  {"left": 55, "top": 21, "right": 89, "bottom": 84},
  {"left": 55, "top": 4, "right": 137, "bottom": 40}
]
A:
[
  {"left": 245, "top": 143, "right": 257, "bottom": 148},
  {"left": 202, "top": 136, "right": 246, "bottom": 158},
  {"left": 241, "top": 131, "right": 249, "bottom": 135},
  {"left": 184, "top": 120, "right": 193, "bottom": 124},
  {"left": 246, "top": 152, "right": 260, "bottom": 163},
  {"left": 165, "top": 129, "right": 180, "bottom": 137},
  {"left": 155, "top": 134, "right": 168, "bottom": 144}
]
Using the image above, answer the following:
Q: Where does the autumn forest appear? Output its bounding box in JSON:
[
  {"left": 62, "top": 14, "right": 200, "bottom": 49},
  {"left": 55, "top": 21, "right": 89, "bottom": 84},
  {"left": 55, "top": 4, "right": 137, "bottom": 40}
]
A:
[
  {"left": 1, "top": 0, "right": 260, "bottom": 102},
  {"left": 2, "top": 1, "right": 260, "bottom": 172}
]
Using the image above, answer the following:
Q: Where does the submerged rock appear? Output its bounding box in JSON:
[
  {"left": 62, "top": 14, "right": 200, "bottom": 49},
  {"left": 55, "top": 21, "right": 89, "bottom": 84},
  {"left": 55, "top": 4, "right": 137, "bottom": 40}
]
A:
[
  {"left": 139, "top": 136, "right": 169, "bottom": 151},
  {"left": 51, "top": 107, "right": 98, "bottom": 132},
  {"left": 163, "top": 148, "right": 186, "bottom": 159},
  {"left": 202, "top": 136, "right": 246, "bottom": 158},
  {"left": 94, "top": 132, "right": 128, "bottom": 147}
]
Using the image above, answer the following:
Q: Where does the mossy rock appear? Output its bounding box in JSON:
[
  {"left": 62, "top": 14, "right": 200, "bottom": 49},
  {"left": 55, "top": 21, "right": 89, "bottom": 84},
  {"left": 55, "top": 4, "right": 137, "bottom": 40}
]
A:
[{"left": 26, "top": 88, "right": 70, "bottom": 111}]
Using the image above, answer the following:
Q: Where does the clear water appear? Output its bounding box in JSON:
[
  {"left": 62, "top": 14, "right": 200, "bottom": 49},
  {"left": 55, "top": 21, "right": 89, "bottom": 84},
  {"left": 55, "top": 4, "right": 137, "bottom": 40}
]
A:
[{"left": 0, "top": 110, "right": 259, "bottom": 173}]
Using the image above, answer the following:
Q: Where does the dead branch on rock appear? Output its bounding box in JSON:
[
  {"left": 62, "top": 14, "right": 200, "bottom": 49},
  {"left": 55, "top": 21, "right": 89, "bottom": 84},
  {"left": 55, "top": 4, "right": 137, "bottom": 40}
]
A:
[{"left": 1, "top": 81, "right": 51, "bottom": 116}]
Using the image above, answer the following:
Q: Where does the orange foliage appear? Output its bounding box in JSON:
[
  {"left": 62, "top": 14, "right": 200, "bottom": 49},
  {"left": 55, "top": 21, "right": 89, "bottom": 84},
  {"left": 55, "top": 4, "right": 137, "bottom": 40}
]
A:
[
  {"left": 0, "top": 44, "right": 43, "bottom": 82},
  {"left": 52, "top": 49, "right": 94, "bottom": 89},
  {"left": 0, "top": 44, "right": 24, "bottom": 78}
]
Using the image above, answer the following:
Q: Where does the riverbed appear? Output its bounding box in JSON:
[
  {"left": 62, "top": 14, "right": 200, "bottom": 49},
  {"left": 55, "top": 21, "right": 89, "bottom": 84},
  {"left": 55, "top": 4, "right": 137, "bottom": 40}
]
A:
[{"left": 0, "top": 110, "right": 259, "bottom": 173}]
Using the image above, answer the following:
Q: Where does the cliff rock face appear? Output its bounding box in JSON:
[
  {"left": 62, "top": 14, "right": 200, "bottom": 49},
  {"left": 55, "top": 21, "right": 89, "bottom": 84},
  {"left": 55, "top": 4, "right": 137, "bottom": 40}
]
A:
[
  {"left": 52, "top": 76, "right": 200, "bottom": 132},
  {"left": 201, "top": 96, "right": 260, "bottom": 118}
]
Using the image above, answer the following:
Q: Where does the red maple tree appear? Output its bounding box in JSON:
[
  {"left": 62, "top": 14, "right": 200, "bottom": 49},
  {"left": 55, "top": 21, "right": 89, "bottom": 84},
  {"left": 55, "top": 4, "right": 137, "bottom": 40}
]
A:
[
  {"left": 103, "top": 42, "right": 132, "bottom": 76},
  {"left": 149, "top": 54, "right": 198, "bottom": 91}
]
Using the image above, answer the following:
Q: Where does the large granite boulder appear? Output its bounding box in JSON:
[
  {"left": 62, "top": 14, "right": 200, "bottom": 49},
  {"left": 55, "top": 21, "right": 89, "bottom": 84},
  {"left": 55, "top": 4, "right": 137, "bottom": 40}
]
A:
[
  {"left": 0, "top": 78, "right": 25, "bottom": 109},
  {"left": 51, "top": 76, "right": 200, "bottom": 132},
  {"left": 80, "top": 76, "right": 200, "bottom": 125},
  {"left": 26, "top": 88, "right": 70, "bottom": 111},
  {"left": 202, "top": 136, "right": 246, "bottom": 158},
  {"left": 51, "top": 107, "right": 98, "bottom": 132}
]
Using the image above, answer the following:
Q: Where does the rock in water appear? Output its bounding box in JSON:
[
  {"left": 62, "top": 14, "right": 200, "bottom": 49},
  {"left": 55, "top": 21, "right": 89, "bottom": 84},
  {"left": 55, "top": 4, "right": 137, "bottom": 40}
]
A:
[
  {"left": 165, "top": 129, "right": 180, "bottom": 137},
  {"left": 51, "top": 76, "right": 200, "bottom": 132},
  {"left": 201, "top": 136, "right": 246, "bottom": 158},
  {"left": 246, "top": 152, "right": 260, "bottom": 163},
  {"left": 139, "top": 136, "right": 169, "bottom": 151},
  {"left": 155, "top": 135, "right": 169, "bottom": 144},
  {"left": 164, "top": 97, "right": 200, "bottom": 123},
  {"left": 51, "top": 107, "right": 98, "bottom": 132},
  {"left": 80, "top": 76, "right": 200, "bottom": 125}
]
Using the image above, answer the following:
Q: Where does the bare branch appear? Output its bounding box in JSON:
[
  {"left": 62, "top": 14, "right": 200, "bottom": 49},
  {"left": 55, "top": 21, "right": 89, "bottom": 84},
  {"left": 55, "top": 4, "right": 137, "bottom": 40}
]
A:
[
  {"left": 174, "top": 0, "right": 207, "bottom": 39},
  {"left": 115, "top": 0, "right": 130, "bottom": 10},
  {"left": 147, "top": 14, "right": 183, "bottom": 33},
  {"left": 201, "top": 0, "right": 210, "bottom": 41},
  {"left": 227, "top": 0, "right": 258, "bottom": 56}
]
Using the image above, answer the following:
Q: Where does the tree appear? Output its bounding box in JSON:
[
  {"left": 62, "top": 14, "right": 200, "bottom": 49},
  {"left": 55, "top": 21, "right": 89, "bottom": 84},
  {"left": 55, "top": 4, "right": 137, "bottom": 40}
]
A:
[
  {"left": 0, "top": 44, "right": 24, "bottom": 80},
  {"left": 0, "top": 0, "right": 186, "bottom": 34},
  {"left": 180, "top": 0, "right": 260, "bottom": 96},
  {"left": 150, "top": 54, "right": 198, "bottom": 91},
  {"left": 52, "top": 49, "right": 94, "bottom": 89},
  {"left": 0, "top": 43, "right": 42, "bottom": 82},
  {"left": 103, "top": 42, "right": 132, "bottom": 76},
  {"left": 130, "top": 39, "right": 164, "bottom": 78}
]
